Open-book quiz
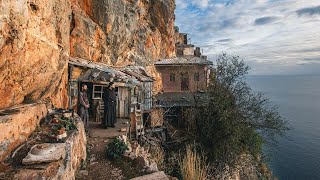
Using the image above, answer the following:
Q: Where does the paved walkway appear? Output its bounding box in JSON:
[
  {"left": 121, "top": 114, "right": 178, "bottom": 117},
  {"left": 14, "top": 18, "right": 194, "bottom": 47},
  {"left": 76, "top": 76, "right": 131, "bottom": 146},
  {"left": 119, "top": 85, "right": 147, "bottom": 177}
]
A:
[{"left": 88, "top": 118, "right": 129, "bottom": 138}]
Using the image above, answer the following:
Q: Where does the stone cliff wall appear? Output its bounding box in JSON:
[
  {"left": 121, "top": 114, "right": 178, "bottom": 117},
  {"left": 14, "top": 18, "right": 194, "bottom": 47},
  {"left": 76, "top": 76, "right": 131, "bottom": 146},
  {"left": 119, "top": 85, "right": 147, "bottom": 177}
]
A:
[
  {"left": 71, "top": 0, "right": 175, "bottom": 66},
  {"left": 0, "top": 0, "right": 71, "bottom": 109},
  {"left": 70, "top": 0, "right": 176, "bottom": 92},
  {"left": 0, "top": 0, "right": 175, "bottom": 109}
]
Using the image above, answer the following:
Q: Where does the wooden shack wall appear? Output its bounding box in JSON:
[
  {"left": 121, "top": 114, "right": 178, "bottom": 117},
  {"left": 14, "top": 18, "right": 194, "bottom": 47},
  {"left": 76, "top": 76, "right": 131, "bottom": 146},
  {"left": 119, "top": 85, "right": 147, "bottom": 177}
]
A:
[{"left": 117, "top": 87, "right": 130, "bottom": 118}]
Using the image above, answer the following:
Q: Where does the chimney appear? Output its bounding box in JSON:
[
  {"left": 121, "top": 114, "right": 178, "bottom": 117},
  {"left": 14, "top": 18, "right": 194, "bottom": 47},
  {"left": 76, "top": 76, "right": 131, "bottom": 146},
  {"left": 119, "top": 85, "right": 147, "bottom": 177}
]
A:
[
  {"left": 183, "top": 34, "right": 188, "bottom": 45},
  {"left": 194, "top": 47, "right": 201, "bottom": 57}
]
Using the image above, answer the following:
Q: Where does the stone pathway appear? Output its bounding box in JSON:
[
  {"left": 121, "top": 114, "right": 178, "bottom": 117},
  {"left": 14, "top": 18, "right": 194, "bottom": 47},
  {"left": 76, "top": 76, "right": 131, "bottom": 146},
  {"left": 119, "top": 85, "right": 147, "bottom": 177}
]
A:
[
  {"left": 76, "top": 137, "right": 144, "bottom": 180},
  {"left": 89, "top": 118, "right": 129, "bottom": 138},
  {"left": 76, "top": 119, "right": 144, "bottom": 180}
]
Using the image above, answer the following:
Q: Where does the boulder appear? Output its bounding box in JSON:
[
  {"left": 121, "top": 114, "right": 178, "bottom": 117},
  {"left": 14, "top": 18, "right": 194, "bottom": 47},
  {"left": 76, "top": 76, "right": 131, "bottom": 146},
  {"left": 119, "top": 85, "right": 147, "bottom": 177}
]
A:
[
  {"left": 145, "top": 162, "right": 159, "bottom": 173},
  {"left": 130, "top": 171, "right": 169, "bottom": 180},
  {"left": 135, "top": 156, "right": 150, "bottom": 168}
]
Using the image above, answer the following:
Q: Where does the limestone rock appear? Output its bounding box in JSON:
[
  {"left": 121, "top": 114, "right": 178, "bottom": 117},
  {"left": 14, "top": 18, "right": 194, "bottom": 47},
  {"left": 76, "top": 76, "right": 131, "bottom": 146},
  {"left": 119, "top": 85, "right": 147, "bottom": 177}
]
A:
[
  {"left": 70, "top": 0, "right": 176, "bottom": 93},
  {"left": 0, "top": 103, "right": 47, "bottom": 161},
  {"left": 0, "top": 0, "right": 175, "bottom": 110},
  {"left": 79, "top": 170, "right": 89, "bottom": 176},
  {"left": 130, "top": 171, "right": 169, "bottom": 180},
  {"left": 0, "top": 0, "right": 71, "bottom": 109},
  {"left": 146, "top": 162, "right": 159, "bottom": 173},
  {"left": 135, "top": 156, "right": 150, "bottom": 168}
]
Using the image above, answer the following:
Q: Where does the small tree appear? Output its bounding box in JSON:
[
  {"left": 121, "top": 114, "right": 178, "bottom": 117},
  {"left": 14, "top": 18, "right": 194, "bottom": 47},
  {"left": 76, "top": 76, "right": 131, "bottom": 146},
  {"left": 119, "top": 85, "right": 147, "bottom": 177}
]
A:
[{"left": 195, "top": 53, "right": 288, "bottom": 164}]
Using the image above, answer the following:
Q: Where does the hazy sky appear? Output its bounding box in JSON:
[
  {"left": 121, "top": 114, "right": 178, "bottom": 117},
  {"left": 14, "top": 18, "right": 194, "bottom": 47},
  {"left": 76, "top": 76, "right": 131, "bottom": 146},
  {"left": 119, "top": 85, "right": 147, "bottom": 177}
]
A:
[{"left": 175, "top": 0, "right": 320, "bottom": 75}]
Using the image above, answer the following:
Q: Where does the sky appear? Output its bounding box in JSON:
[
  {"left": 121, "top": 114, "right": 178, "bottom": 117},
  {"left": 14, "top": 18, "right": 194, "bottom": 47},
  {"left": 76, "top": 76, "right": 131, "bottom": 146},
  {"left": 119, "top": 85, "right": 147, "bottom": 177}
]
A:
[{"left": 174, "top": 0, "right": 320, "bottom": 75}]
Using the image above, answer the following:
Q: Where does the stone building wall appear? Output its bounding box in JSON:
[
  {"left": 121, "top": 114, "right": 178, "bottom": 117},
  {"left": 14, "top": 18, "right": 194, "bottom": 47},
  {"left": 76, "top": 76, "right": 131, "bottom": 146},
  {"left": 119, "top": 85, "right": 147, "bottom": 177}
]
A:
[{"left": 156, "top": 65, "right": 209, "bottom": 93}]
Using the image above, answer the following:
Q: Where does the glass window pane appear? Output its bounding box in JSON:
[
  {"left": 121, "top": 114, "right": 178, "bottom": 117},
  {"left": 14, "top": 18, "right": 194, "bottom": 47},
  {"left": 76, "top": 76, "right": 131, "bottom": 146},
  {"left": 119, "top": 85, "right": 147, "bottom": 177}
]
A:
[
  {"left": 94, "top": 92, "right": 102, "bottom": 99},
  {"left": 94, "top": 86, "right": 102, "bottom": 92}
]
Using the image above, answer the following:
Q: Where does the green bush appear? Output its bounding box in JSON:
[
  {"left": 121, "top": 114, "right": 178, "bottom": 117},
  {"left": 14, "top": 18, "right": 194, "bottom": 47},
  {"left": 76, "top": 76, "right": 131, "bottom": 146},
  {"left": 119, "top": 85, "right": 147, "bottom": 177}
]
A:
[
  {"left": 193, "top": 53, "right": 288, "bottom": 165},
  {"left": 106, "top": 137, "right": 129, "bottom": 159}
]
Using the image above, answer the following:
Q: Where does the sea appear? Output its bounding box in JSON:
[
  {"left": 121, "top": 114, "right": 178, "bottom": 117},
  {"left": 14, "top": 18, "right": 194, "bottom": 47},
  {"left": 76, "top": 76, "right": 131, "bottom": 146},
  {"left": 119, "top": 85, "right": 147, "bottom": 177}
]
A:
[{"left": 246, "top": 75, "right": 320, "bottom": 180}]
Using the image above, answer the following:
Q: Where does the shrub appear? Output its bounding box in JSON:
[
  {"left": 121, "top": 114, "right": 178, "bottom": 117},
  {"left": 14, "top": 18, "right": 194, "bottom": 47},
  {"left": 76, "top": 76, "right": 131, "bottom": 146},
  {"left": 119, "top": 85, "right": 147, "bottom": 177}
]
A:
[
  {"left": 194, "top": 53, "right": 288, "bottom": 165},
  {"left": 106, "top": 137, "right": 129, "bottom": 159}
]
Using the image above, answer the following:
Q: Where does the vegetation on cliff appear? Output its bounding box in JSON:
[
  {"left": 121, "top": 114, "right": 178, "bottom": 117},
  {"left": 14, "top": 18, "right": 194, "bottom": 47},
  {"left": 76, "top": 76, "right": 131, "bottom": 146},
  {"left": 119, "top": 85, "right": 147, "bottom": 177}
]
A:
[
  {"left": 185, "top": 53, "right": 287, "bottom": 178},
  {"left": 165, "top": 53, "right": 289, "bottom": 179}
]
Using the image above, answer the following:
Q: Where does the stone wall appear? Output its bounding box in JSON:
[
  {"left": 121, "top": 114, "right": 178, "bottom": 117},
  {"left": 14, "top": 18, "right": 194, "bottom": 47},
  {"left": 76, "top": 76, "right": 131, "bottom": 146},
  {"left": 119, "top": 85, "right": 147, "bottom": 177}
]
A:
[
  {"left": 12, "top": 117, "right": 87, "bottom": 180},
  {"left": 0, "top": 103, "right": 47, "bottom": 161},
  {"left": 57, "top": 119, "right": 87, "bottom": 180},
  {"left": 156, "top": 65, "right": 209, "bottom": 93}
]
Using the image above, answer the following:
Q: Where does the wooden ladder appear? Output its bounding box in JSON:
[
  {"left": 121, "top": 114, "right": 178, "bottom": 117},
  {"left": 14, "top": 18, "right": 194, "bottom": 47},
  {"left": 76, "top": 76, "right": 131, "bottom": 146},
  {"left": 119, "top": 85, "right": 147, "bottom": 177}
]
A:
[{"left": 135, "top": 105, "right": 144, "bottom": 138}]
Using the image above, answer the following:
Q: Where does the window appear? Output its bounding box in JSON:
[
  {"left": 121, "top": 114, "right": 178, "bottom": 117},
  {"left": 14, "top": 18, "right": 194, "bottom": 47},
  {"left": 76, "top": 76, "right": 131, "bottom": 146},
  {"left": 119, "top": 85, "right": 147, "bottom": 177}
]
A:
[
  {"left": 194, "top": 72, "right": 200, "bottom": 81},
  {"left": 93, "top": 85, "right": 104, "bottom": 99},
  {"left": 170, "top": 73, "right": 175, "bottom": 82}
]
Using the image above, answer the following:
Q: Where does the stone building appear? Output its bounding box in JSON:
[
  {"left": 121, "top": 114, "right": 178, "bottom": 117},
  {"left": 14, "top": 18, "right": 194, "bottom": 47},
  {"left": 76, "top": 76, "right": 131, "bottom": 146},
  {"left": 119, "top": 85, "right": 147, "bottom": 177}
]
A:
[
  {"left": 156, "top": 29, "right": 213, "bottom": 93},
  {"left": 154, "top": 56, "right": 212, "bottom": 93},
  {"left": 155, "top": 28, "right": 213, "bottom": 128}
]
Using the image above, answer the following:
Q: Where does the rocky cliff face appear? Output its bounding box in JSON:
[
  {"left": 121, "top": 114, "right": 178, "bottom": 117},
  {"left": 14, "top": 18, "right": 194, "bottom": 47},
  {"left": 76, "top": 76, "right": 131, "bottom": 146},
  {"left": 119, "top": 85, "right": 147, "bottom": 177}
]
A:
[
  {"left": 71, "top": 0, "right": 175, "bottom": 66},
  {"left": 0, "top": 0, "right": 71, "bottom": 109},
  {"left": 0, "top": 0, "right": 175, "bottom": 109}
]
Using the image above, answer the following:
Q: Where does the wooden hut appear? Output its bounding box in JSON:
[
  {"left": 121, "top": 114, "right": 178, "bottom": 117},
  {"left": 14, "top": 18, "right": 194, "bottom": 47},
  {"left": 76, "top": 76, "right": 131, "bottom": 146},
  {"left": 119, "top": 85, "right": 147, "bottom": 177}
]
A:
[{"left": 68, "top": 57, "right": 139, "bottom": 123}]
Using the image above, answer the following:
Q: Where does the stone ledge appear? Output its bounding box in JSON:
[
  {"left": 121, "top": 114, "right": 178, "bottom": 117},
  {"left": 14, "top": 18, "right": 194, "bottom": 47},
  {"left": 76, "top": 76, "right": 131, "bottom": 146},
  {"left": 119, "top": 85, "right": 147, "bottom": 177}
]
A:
[
  {"left": 0, "top": 103, "right": 48, "bottom": 161},
  {"left": 12, "top": 116, "right": 87, "bottom": 180}
]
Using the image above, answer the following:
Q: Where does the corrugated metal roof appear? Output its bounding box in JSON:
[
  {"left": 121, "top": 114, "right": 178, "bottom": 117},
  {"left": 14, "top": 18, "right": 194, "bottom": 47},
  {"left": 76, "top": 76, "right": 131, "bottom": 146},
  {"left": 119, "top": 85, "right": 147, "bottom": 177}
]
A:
[
  {"left": 154, "top": 56, "right": 213, "bottom": 66},
  {"left": 69, "top": 57, "right": 140, "bottom": 85},
  {"left": 120, "top": 66, "right": 154, "bottom": 82},
  {"left": 155, "top": 92, "right": 209, "bottom": 107}
]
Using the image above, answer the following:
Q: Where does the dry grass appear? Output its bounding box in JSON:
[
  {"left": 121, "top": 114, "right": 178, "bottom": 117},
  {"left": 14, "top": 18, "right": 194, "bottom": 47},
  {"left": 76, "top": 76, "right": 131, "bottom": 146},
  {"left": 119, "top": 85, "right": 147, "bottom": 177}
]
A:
[
  {"left": 150, "top": 145, "right": 165, "bottom": 169},
  {"left": 179, "top": 145, "right": 207, "bottom": 180}
]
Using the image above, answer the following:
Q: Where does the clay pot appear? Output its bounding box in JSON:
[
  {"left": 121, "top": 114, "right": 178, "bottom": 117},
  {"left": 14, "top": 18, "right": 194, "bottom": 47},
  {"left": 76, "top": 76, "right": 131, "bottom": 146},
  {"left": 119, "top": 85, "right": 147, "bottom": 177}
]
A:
[
  {"left": 52, "top": 119, "right": 59, "bottom": 123},
  {"left": 57, "top": 128, "right": 65, "bottom": 135}
]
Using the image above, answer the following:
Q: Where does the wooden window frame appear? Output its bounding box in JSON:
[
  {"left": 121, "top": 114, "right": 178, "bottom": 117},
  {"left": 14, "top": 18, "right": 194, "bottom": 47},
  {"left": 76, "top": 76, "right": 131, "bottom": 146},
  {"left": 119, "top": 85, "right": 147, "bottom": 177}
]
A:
[{"left": 93, "top": 85, "right": 105, "bottom": 99}]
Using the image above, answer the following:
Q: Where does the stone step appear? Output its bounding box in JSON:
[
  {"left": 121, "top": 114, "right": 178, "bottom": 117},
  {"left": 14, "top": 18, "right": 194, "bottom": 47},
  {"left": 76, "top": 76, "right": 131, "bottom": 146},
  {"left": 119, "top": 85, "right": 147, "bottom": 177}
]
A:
[{"left": 130, "top": 171, "right": 168, "bottom": 180}]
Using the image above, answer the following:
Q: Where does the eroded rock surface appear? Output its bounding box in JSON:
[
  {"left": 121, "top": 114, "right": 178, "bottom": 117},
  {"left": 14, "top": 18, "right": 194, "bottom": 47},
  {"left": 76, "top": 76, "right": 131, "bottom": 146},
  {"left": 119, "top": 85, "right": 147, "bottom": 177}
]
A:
[
  {"left": 11, "top": 116, "right": 87, "bottom": 180},
  {"left": 71, "top": 0, "right": 176, "bottom": 66},
  {"left": 0, "top": 103, "right": 47, "bottom": 161},
  {"left": 0, "top": 0, "right": 175, "bottom": 109},
  {"left": 0, "top": 0, "right": 71, "bottom": 109}
]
